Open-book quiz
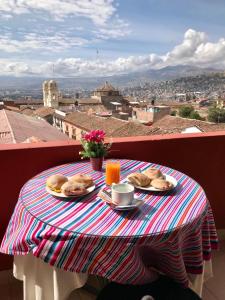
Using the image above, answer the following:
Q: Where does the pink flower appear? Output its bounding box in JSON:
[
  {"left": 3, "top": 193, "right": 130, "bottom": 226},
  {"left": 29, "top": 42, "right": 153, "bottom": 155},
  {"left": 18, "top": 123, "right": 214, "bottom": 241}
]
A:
[{"left": 82, "top": 130, "right": 105, "bottom": 143}]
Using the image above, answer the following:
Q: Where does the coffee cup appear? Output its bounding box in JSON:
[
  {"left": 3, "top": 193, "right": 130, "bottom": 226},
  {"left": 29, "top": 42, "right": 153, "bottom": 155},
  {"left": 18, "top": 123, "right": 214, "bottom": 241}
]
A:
[{"left": 111, "top": 183, "right": 134, "bottom": 206}]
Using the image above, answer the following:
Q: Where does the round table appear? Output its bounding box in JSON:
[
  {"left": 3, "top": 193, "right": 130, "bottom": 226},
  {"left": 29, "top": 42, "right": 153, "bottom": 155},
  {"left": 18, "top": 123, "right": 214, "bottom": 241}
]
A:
[{"left": 0, "top": 159, "right": 218, "bottom": 297}]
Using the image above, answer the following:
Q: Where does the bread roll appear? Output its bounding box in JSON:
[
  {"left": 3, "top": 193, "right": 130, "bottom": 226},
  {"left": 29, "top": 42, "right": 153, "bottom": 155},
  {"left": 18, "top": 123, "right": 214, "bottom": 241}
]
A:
[
  {"left": 128, "top": 173, "right": 151, "bottom": 187},
  {"left": 151, "top": 178, "right": 173, "bottom": 190},
  {"left": 61, "top": 181, "right": 87, "bottom": 196},
  {"left": 70, "top": 174, "right": 94, "bottom": 188},
  {"left": 143, "top": 168, "right": 164, "bottom": 180},
  {"left": 46, "top": 174, "right": 68, "bottom": 193}
]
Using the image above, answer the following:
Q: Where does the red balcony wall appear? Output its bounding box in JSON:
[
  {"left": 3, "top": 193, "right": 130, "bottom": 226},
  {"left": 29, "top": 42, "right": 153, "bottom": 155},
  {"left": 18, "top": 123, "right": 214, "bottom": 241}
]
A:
[{"left": 1, "top": 132, "right": 225, "bottom": 270}]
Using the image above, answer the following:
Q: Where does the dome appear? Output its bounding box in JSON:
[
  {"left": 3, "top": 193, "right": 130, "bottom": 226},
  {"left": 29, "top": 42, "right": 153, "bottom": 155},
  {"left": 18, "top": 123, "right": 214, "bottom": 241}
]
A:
[{"left": 96, "top": 81, "right": 116, "bottom": 92}]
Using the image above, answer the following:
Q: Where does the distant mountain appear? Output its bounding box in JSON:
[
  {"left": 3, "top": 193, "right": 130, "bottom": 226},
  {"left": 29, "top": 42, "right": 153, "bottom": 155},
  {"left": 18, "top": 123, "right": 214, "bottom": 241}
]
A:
[{"left": 0, "top": 65, "right": 222, "bottom": 91}]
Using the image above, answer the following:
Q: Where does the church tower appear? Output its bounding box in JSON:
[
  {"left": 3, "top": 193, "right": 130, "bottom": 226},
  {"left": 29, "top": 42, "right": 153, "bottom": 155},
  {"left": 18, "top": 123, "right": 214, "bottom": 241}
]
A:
[
  {"left": 43, "top": 80, "right": 59, "bottom": 108},
  {"left": 43, "top": 81, "right": 49, "bottom": 107}
]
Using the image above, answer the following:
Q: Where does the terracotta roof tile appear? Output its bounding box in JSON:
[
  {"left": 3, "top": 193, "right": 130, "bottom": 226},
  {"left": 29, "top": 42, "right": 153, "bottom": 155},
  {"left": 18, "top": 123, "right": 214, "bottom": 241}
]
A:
[
  {"left": 0, "top": 109, "right": 69, "bottom": 143},
  {"left": 34, "top": 106, "right": 55, "bottom": 118},
  {"left": 111, "top": 121, "right": 157, "bottom": 137},
  {"left": 152, "top": 115, "right": 225, "bottom": 133},
  {"left": 78, "top": 98, "right": 102, "bottom": 105},
  {"left": 20, "top": 107, "right": 35, "bottom": 116},
  {"left": 64, "top": 111, "right": 126, "bottom": 136},
  {"left": 0, "top": 110, "right": 14, "bottom": 144}
]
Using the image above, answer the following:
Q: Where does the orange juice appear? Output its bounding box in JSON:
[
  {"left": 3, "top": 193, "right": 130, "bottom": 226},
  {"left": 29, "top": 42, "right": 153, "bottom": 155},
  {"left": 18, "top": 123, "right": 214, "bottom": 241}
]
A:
[{"left": 106, "top": 161, "right": 120, "bottom": 185}]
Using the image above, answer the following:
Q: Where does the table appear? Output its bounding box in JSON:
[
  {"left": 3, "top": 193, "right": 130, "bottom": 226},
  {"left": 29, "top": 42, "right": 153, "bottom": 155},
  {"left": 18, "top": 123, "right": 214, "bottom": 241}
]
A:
[{"left": 0, "top": 159, "right": 218, "bottom": 299}]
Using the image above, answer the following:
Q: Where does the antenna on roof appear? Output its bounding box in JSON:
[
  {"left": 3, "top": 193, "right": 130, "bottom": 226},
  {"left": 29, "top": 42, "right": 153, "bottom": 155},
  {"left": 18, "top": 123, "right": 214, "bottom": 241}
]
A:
[
  {"left": 96, "top": 49, "right": 99, "bottom": 60},
  {"left": 52, "top": 63, "right": 55, "bottom": 79}
]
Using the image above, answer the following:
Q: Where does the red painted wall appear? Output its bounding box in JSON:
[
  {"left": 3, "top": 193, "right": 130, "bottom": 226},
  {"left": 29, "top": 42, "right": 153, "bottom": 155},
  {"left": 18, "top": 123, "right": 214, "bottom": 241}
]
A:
[{"left": 1, "top": 132, "right": 225, "bottom": 269}]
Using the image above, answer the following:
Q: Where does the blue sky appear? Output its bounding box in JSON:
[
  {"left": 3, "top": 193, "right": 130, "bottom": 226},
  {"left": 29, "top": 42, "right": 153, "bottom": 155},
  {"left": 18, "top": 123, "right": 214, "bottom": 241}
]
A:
[{"left": 0, "top": 0, "right": 224, "bottom": 76}]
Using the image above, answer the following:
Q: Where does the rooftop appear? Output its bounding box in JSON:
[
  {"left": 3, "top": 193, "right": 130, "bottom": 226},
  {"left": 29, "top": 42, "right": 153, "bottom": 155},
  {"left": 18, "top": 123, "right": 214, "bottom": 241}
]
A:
[
  {"left": 64, "top": 111, "right": 126, "bottom": 136},
  {"left": 151, "top": 115, "right": 225, "bottom": 134},
  {"left": 111, "top": 121, "right": 158, "bottom": 137},
  {"left": 78, "top": 98, "right": 102, "bottom": 105},
  {"left": 0, "top": 109, "right": 70, "bottom": 144},
  {"left": 34, "top": 106, "right": 55, "bottom": 118}
]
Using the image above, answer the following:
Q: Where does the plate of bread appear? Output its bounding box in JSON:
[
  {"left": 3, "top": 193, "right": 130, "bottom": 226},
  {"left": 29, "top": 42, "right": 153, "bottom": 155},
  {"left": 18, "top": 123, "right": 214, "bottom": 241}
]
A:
[
  {"left": 127, "top": 168, "right": 177, "bottom": 191},
  {"left": 46, "top": 173, "right": 95, "bottom": 198}
]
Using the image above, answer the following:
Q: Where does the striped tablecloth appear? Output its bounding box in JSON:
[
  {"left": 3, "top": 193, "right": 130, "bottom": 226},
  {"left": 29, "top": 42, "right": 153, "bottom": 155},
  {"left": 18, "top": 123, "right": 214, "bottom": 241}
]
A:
[{"left": 0, "top": 159, "right": 218, "bottom": 286}]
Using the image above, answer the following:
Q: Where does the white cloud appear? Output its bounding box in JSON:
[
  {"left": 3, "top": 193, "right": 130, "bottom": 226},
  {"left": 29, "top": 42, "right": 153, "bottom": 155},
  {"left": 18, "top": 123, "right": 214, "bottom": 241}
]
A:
[
  {"left": 1, "top": 29, "right": 225, "bottom": 77},
  {"left": 0, "top": 32, "right": 88, "bottom": 53},
  {"left": 0, "top": 1, "right": 130, "bottom": 41},
  {"left": 0, "top": 0, "right": 116, "bottom": 25},
  {"left": 94, "top": 17, "right": 131, "bottom": 39},
  {"left": 0, "top": 13, "right": 12, "bottom": 20},
  {"left": 164, "top": 29, "right": 225, "bottom": 68}
]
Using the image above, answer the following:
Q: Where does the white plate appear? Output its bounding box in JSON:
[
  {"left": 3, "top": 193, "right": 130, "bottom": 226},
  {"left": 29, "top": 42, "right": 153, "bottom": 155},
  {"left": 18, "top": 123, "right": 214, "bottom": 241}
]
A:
[
  {"left": 107, "top": 197, "right": 143, "bottom": 211},
  {"left": 46, "top": 184, "right": 96, "bottom": 198},
  {"left": 127, "top": 174, "right": 177, "bottom": 192}
]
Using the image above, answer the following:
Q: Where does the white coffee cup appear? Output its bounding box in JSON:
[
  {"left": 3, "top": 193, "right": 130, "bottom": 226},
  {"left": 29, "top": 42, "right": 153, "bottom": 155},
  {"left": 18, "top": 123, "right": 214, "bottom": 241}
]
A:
[{"left": 111, "top": 183, "right": 134, "bottom": 206}]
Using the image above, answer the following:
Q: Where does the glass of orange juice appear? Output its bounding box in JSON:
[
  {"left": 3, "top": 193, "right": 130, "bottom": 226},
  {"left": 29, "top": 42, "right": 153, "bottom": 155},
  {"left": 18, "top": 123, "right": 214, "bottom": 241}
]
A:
[{"left": 105, "top": 161, "right": 120, "bottom": 185}]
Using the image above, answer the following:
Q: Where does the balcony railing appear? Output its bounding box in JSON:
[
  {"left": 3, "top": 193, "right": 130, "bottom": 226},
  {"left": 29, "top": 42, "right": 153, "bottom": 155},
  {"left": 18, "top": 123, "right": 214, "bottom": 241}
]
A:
[{"left": 1, "top": 131, "right": 225, "bottom": 270}]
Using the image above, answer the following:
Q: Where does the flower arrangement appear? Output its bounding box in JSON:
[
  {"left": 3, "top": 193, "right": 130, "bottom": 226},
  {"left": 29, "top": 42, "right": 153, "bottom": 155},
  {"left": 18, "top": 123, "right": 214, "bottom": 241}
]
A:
[{"left": 79, "top": 130, "right": 112, "bottom": 159}]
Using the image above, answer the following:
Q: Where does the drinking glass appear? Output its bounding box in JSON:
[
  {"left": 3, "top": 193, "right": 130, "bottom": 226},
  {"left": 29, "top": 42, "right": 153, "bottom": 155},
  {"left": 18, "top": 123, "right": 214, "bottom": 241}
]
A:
[{"left": 105, "top": 161, "right": 120, "bottom": 185}]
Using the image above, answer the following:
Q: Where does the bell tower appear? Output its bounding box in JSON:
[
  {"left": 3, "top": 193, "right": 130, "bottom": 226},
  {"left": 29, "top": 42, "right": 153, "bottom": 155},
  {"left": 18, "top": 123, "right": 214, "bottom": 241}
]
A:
[
  {"left": 43, "top": 81, "right": 49, "bottom": 107},
  {"left": 43, "top": 80, "right": 59, "bottom": 108}
]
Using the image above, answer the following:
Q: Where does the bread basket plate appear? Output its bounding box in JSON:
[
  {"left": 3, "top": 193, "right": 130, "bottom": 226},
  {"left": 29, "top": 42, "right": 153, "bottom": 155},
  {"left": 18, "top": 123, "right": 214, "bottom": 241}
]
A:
[
  {"left": 46, "top": 184, "right": 96, "bottom": 198},
  {"left": 127, "top": 174, "right": 177, "bottom": 192}
]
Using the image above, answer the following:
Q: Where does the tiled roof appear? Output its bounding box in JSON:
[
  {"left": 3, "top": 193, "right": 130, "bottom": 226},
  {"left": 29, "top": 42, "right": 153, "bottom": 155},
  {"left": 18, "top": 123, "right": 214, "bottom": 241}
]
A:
[
  {"left": 4, "top": 105, "right": 20, "bottom": 112},
  {"left": 64, "top": 111, "right": 126, "bottom": 136},
  {"left": 78, "top": 105, "right": 108, "bottom": 113},
  {"left": 151, "top": 115, "right": 225, "bottom": 133},
  {"left": 78, "top": 98, "right": 102, "bottom": 105},
  {"left": 34, "top": 106, "right": 55, "bottom": 118},
  {"left": 0, "top": 110, "right": 14, "bottom": 143},
  {"left": 20, "top": 107, "right": 35, "bottom": 116},
  {"left": 64, "top": 111, "right": 164, "bottom": 137},
  {"left": 0, "top": 109, "right": 69, "bottom": 144},
  {"left": 111, "top": 121, "right": 158, "bottom": 137}
]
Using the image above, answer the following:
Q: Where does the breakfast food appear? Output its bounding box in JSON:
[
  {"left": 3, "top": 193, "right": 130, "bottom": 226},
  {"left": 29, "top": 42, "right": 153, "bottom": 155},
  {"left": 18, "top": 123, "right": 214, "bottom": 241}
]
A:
[
  {"left": 150, "top": 178, "right": 173, "bottom": 190},
  {"left": 127, "top": 173, "right": 151, "bottom": 187},
  {"left": 143, "top": 168, "right": 164, "bottom": 180},
  {"left": 61, "top": 181, "right": 88, "bottom": 196},
  {"left": 70, "top": 174, "right": 94, "bottom": 188},
  {"left": 46, "top": 174, "right": 68, "bottom": 193}
]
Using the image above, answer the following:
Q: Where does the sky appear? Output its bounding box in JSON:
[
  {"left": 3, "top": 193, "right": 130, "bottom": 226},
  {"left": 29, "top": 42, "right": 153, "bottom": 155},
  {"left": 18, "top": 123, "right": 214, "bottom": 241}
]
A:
[{"left": 0, "top": 0, "right": 225, "bottom": 77}]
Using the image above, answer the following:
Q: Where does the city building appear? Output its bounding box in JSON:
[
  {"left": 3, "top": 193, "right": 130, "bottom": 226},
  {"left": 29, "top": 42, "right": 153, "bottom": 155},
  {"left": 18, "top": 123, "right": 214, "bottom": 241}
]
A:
[
  {"left": 150, "top": 115, "right": 225, "bottom": 134},
  {"left": 43, "top": 80, "right": 77, "bottom": 110},
  {"left": 33, "top": 106, "right": 55, "bottom": 124},
  {"left": 54, "top": 110, "right": 156, "bottom": 139},
  {"left": 0, "top": 109, "right": 70, "bottom": 144},
  {"left": 62, "top": 111, "right": 126, "bottom": 140},
  {"left": 132, "top": 105, "right": 171, "bottom": 124},
  {"left": 42, "top": 80, "right": 134, "bottom": 120},
  {"left": 216, "top": 98, "right": 225, "bottom": 109}
]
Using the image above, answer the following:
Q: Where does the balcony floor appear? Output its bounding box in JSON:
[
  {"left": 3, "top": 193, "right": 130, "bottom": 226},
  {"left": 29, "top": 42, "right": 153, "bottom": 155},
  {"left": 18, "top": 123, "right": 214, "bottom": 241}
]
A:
[{"left": 1, "top": 240, "right": 225, "bottom": 300}]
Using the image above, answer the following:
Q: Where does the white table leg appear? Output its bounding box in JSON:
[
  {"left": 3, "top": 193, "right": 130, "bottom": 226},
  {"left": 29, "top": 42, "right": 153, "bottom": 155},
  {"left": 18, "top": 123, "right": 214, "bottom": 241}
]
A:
[{"left": 13, "top": 254, "right": 88, "bottom": 300}]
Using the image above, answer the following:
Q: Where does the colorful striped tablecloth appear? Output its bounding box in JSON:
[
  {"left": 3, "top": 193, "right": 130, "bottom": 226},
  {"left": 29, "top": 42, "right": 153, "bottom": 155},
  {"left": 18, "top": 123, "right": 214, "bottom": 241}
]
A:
[{"left": 0, "top": 159, "right": 218, "bottom": 286}]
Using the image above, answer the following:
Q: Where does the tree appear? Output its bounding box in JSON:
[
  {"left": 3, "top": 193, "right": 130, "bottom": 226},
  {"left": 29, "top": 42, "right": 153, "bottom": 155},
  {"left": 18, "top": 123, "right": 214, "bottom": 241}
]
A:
[
  {"left": 208, "top": 108, "right": 225, "bottom": 123},
  {"left": 189, "top": 111, "right": 203, "bottom": 120},
  {"left": 170, "top": 110, "right": 177, "bottom": 116},
  {"left": 178, "top": 106, "right": 194, "bottom": 118}
]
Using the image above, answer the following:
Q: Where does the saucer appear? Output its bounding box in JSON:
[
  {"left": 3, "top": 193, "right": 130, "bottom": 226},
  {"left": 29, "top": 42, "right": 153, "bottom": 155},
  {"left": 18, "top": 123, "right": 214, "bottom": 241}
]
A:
[{"left": 109, "top": 197, "right": 143, "bottom": 211}]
